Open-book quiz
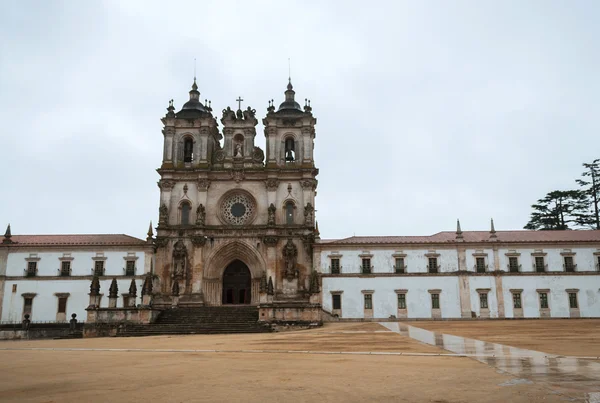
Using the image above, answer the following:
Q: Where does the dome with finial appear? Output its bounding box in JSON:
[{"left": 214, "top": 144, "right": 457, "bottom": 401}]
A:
[
  {"left": 177, "top": 78, "right": 210, "bottom": 118},
  {"left": 276, "top": 79, "right": 303, "bottom": 114}
]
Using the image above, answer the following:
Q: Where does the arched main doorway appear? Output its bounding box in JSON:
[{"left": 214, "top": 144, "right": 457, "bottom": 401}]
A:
[{"left": 222, "top": 260, "right": 251, "bottom": 305}]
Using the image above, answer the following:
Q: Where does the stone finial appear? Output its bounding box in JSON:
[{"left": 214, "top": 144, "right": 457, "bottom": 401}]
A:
[
  {"left": 267, "top": 276, "right": 274, "bottom": 295},
  {"left": 315, "top": 221, "right": 320, "bottom": 239},
  {"left": 142, "top": 273, "right": 153, "bottom": 296},
  {"left": 456, "top": 219, "right": 463, "bottom": 239},
  {"left": 146, "top": 221, "right": 153, "bottom": 242},
  {"left": 90, "top": 276, "right": 101, "bottom": 296},
  {"left": 128, "top": 279, "right": 137, "bottom": 298},
  {"left": 2, "top": 223, "right": 12, "bottom": 244},
  {"left": 109, "top": 278, "right": 119, "bottom": 298},
  {"left": 490, "top": 218, "right": 497, "bottom": 239},
  {"left": 171, "top": 280, "right": 180, "bottom": 296},
  {"left": 259, "top": 271, "right": 267, "bottom": 293}
]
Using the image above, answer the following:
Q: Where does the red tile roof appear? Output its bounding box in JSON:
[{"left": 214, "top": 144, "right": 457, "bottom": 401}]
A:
[
  {"left": 320, "top": 230, "right": 600, "bottom": 245},
  {"left": 4, "top": 234, "right": 147, "bottom": 246}
]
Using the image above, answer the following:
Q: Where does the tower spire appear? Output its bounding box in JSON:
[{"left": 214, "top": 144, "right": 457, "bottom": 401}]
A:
[
  {"left": 147, "top": 221, "right": 154, "bottom": 242},
  {"left": 456, "top": 219, "right": 463, "bottom": 240},
  {"left": 2, "top": 224, "right": 12, "bottom": 244}
]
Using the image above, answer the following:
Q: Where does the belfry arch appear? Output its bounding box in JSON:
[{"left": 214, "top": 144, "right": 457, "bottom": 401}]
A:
[{"left": 201, "top": 241, "right": 265, "bottom": 306}]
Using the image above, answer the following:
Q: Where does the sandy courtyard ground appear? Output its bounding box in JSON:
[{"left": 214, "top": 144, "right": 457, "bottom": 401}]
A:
[
  {"left": 0, "top": 321, "right": 597, "bottom": 402},
  {"left": 411, "top": 319, "right": 600, "bottom": 357}
]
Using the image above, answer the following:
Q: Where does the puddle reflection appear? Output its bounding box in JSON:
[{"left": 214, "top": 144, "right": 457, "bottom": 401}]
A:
[{"left": 380, "top": 322, "right": 600, "bottom": 398}]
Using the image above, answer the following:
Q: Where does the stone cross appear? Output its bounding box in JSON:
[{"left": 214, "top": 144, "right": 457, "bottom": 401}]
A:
[{"left": 236, "top": 96, "right": 244, "bottom": 110}]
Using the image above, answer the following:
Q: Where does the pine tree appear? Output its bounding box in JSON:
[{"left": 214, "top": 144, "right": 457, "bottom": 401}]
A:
[
  {"left": 575, "top": 159, "right": 600, "bottom": 230},
  {"left": 524, "top": 190, "right": 590, "bottom": 230}
]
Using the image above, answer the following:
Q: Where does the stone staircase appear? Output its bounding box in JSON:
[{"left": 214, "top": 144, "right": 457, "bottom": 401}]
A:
[{"left": 117, "top": 306, "right": 271, "bottom": 337}]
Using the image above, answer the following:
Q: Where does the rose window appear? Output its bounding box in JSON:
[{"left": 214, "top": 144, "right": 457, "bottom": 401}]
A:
[{"left": 222, "top": 193, "right": 255, "bottom": 225}]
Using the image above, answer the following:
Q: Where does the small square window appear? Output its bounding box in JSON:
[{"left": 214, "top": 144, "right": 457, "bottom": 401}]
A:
[
  {"left": 568, "top": 292, "right": 578, "bottom": 309},
  {"left": 332, "top": 294, "right": 341, "bottom": 310},
  {"left": 361, "top": 258, "right": 371, "bottom": 274},
  {"left": 476, "top": 257, "right": 486, "bottom": 273},
  {"left": 564, "top": 256, "right": 575, "bottom": 272},
  {"left": 27, "top": 261, "right": 37, "bottom": 277},
  {"left": 397, "top": 293, "right": 406, "bottom": 310},
  {"left": 539, "top": 292, "right": 549, "bottom": 309},
  {"left": 479, "top": 293, "right": 488, "bottom": 309},
  {"left": 395, "top": 258, "right": 405, "bottom": 274},
  {"left": 61, "top": 261, "right": 71, "bottom": 276},
  {"left": 331, "top": 258, "right": 340, "bottom": 274},
  {"left": 513, "top": 293, "right": 522, "bottom": 309},
  {"left": 364, "top": 294, "right": 373, "bottom": 310},
  {"left": 535, "top": 256, "right": 545, "bottom": 273},
  {"left": 428, "top": 257, "right": 438, "bottom": 273},
  {"left": 125, "top": 260, "right": 136, "bottom": 276},
  {"left": 508, "top": 257, "right": 519, "bottom": 273},
  {"left": 12, "top": 284, "right": 17, "bottom": 293},
  {"left": 94, "top": 261, "right": 105, "bottom": 276},
  {"left": 431, "top": 293, "right": 440, "bottom": 309}
]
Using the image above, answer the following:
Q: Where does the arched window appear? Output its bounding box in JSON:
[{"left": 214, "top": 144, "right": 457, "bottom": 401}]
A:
[
  {"left": 285, "top": 201, "right": 295, "bottom": 225},
  {"left": 284, "top": 137, "right": 295, "bottom": 162},
  {"left": 181, "top": 202, "right": 191, "bottom": 226},
  {"left": 183, "top": 138, "right": 193, "bottom": 162}
]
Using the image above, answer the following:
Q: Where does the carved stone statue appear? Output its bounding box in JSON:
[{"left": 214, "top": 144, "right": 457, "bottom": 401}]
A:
[
  {"left": 282, "top": 239, "right": 298, "bottom": 280},
  {"left": 234, "top": 143, "right": 243, "bottom": 158},
  {"left": 159, "top": 204, "right": 168, "bottom": 225},
  {"left": 304, "top": 203, "right": 315, "bottom": 226},
  {"left": 196, "top": 204, "right": 206, "bottom": 226},
  {"left": 267, "top": 203, "right": 276, "bottom": 226},
  {"left": 172, "top": 240, "right": 187, "bottom": 278}
]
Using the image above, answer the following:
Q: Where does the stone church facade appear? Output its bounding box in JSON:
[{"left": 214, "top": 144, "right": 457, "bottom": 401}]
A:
[{"left": 0, "top": 79, "right": 599, "bottom": 328}]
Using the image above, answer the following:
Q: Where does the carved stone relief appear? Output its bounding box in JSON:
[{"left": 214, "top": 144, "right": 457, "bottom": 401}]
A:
[{"left": 283, "top": 239, "right": 298, "bottom": 280}]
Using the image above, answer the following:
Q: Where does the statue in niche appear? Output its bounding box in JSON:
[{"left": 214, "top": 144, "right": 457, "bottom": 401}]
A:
[
  {"left": 159, "top": 204, "right": 168, "bottom": 224},
  {"left": 267, "top": 203, "right": 276, "bottom": 226},
  {"left": 304, "top": 203, "right": 314, "bottom": 226},
  {"left": 282, "top": 238, "right": 298, "bottom": 280},
  {"left": 234, "top": 142, "right": 243, "bottom": 158},
  {"left": 172, "top": 240, "right": 187, "bottom": 278},
  {"left": 196, "top": 204, "right": 206, "bottom": 226}
]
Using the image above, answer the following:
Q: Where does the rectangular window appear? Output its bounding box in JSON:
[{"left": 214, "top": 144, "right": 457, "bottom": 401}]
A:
[
  {"left": 123, "top": 296, "right": 130, "bottom": 308},
  {"left": 431, "top": 293, "right": 440, "bottom": 309},
  {"left": 395, "top": 258, "right": 405, "bottom": 273},
  {"left": 61, "top": 261, "right": 71, "bottom": 276},
  {"left": 476, "top": 257, "right": 486, "bottom": 273},
  {"left": 23, "top": 297, "right": 33, "bottom": 316},
  {"left": 331, "top": 258, "right": 340, "bottom": 274},
  {"left": 364, "top": 294, "right": 373, "bottom": 310},
  {"left": 332, "top": 294, "right": 341, "bottom": 310},
  {"left": 535, "top": 256, "right": 545, "bottom": 273},
  {"left": 27, "top": 261, "right": 37, "bottom": 277},
  {"left": 513, "top": 293, "right": 522, "bottom": 309},
  {"left": 597, "top": 256, "right": 600, "bottom": 271},
  {"left": 361, "top": 258, "right": 371, "bottom": 274},
  {"left": 57, "top": 297, "right": 67, "bottom": 314},
  {"left": 397, "top": 293, "right": 406, "bottom": 309},
  {"left": 479, "top": 293, "right": 488, "bottom": 309},
  {"left": 125, "top": 260, "right": 136, "bottom": 276},
  {"left": 539, "top": 292, "right": 549, "bottom": 309},
  {"left": 564, "top": 256, "right": 574, "bottom": 272},
  {"left": 568, "top": 292, "right": 578, "bottom": 309},
  {"left": 508, "top": 257, "right": 519, "bottom": 273},
  {"left": 428, "top": 257, "right": 438, "bottom": 273},
  {"left": 94, "top": 260, "right": 105, "bottom": 276}
]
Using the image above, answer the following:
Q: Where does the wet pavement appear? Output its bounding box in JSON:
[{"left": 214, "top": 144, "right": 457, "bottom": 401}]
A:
[{"left": 380, "top": 322, "right": 600, "bottom": 401}]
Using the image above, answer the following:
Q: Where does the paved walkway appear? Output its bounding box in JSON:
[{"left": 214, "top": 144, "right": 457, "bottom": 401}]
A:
[{"left": 380, "top": 322, "right": 600, "bottom": 402}]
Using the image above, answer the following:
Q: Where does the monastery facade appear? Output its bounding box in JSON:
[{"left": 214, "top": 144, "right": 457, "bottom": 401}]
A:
[{"left": 1, "top": 80, "right": 599, "bottom": 327}]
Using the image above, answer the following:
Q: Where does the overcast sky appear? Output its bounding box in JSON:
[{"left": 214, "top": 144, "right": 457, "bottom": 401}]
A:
[{"left": 1, "top": 0, "right": 599, "bottom": 240}]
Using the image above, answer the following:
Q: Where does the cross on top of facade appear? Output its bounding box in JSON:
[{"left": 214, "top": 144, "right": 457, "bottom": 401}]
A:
[{"left": 236, "top": 96, "right": 244, "bottom": 110}]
